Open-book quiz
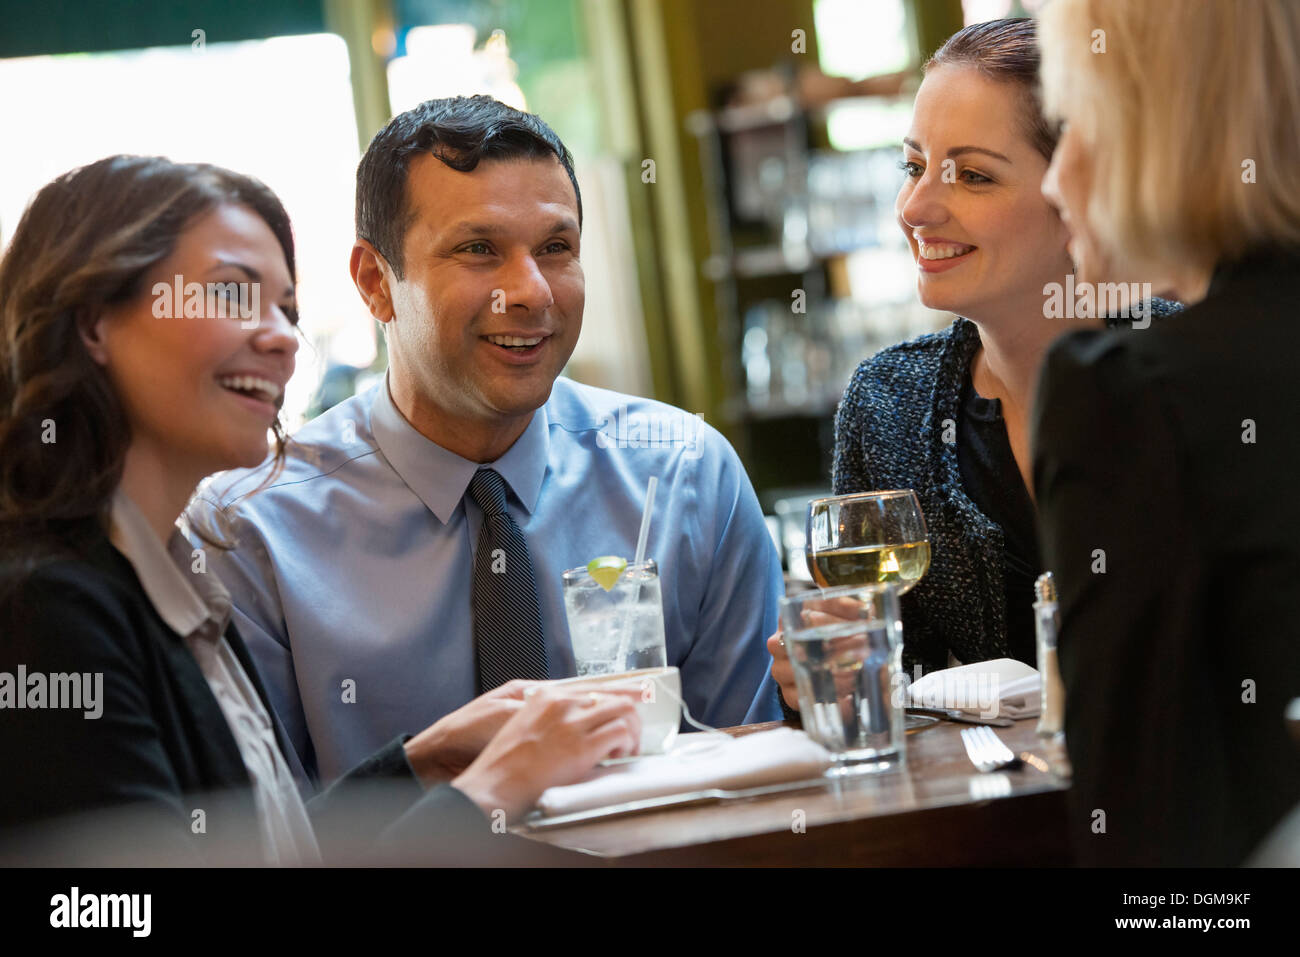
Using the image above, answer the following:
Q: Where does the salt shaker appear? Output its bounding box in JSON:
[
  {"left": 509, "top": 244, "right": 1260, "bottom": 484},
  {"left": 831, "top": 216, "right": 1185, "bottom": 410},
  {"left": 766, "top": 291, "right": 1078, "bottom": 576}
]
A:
[{"left": 1034, "top": 572, "right": 1065, "bottom": 739}]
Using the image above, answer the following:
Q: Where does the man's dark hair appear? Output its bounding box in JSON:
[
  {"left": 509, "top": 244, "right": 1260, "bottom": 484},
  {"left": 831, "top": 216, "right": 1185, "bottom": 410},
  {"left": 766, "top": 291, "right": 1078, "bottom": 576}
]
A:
[{"left": 356, "top": 95, "right": 582, "bottom": 279}]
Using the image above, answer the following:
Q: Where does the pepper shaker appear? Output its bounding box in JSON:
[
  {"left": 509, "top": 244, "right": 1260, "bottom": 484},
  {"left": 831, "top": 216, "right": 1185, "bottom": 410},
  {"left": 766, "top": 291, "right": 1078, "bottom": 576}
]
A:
[{"left": 1034, "top": 572, "right": 1065, "bottom": 739}]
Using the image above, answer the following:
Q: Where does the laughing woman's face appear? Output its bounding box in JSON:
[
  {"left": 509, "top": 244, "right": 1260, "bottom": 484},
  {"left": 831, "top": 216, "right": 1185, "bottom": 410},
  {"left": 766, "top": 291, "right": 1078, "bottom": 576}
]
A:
[
  {"left": 85, "top": 203, "right": 299, "bottom": 487},
  {"left": 897, "top": 63, "right": 1073, "bottom": 324}
]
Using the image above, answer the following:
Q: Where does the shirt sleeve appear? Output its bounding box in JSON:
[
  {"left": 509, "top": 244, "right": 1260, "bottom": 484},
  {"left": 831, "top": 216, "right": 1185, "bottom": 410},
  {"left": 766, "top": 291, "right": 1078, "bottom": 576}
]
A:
[
  {"left": 191, "top": 503, "right": 316, "bottom": 783},
  {"left": 681, "top": 426, "right": 784, "bottom": 727}
]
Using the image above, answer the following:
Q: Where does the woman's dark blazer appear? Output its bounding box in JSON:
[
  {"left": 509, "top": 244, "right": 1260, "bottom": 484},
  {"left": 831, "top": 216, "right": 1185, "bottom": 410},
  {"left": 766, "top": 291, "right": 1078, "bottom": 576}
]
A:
[
  {"left": 1033, "top": 249, "right": 1300, "bottom": 866},
  {"left": 0, "top": 528, "right": 489, "bottom": 864},
  {"left": 833, "top": 302, "right": 1179, "bottom": 674}
]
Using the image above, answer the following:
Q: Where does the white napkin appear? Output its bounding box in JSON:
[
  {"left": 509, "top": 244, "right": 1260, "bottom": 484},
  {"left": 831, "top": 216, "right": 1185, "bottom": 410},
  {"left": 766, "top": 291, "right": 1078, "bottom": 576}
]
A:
[
  {"left": 535, "top": 727, "right": 832, "bottom": 817},
  {"left": 907, "top": 657, "right": 1041, "bottom": 719}
]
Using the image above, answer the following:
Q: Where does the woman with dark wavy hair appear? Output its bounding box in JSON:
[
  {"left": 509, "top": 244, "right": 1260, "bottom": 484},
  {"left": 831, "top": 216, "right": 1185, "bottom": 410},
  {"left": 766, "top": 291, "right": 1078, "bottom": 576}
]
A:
[
  {"left": 0, "top": 156, "right": 641, "bottom": 864},
  {"left": 0, "top": 156, "right": 296, "bottom": 552}
]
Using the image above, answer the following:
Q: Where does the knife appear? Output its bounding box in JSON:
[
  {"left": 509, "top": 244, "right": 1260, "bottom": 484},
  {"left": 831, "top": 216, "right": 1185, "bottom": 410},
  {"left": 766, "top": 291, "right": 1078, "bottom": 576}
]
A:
[{"left": 905, "top": 706, "right": 1014, "bottom": 728}]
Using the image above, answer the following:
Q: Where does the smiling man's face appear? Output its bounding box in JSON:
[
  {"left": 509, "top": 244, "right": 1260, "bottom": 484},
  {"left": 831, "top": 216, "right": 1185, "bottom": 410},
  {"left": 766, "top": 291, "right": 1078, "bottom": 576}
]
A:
[{"left": 369, "top": 153, "right": 584, "bottom": 459}]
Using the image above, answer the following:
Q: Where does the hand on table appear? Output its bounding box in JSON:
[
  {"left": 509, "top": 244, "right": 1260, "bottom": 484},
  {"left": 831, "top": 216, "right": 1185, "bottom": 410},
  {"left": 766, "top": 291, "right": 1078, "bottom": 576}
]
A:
[
  {"left": 403, "top": 679, "right": 540, "bottom": 785},
  {"left": 450, "top": 685, "right": 643, "bottom": 822},
  {"left": 768, "top": 599, "right": 870, "bottom": 714}
]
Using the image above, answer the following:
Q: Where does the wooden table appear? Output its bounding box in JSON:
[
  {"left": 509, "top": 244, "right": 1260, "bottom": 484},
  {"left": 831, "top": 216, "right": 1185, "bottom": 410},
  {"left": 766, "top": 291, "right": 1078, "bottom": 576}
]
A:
[{"left": 514, "top": 718, "right": 1074, "bottom": 866}]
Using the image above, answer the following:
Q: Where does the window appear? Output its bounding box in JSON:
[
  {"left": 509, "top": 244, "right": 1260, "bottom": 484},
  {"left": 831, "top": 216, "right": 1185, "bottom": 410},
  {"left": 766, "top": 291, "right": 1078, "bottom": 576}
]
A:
[{"left": 0, "top": 34, "right": 367, "bottom": 430}]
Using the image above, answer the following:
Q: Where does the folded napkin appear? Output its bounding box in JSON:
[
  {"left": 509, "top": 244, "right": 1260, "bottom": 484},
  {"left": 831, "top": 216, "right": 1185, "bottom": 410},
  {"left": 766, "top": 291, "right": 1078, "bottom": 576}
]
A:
[
  {"left": 907, "top": 657, "right": 1041, "bottom": 719},
  {"left": 535, "top": 727, "right": 832, "bottom": 817}
]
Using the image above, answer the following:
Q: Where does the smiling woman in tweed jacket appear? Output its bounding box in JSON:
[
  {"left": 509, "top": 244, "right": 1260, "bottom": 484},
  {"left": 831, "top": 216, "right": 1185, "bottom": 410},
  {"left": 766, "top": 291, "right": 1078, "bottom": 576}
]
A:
[{"left": 767, "top": 18, "right": 1178, "bottom": 698}]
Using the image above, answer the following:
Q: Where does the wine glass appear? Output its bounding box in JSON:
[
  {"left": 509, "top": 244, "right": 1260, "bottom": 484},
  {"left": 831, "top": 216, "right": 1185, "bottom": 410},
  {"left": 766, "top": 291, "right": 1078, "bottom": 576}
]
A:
[{"left": 805, "top": 490, "right": 931, "bottom": 594}]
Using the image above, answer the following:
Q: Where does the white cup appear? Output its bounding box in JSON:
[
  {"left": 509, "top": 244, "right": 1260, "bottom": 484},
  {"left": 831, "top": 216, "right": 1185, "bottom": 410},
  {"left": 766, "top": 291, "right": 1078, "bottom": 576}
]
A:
[{"left": 550, "top": 666, "right": 681, "bottom": 755}]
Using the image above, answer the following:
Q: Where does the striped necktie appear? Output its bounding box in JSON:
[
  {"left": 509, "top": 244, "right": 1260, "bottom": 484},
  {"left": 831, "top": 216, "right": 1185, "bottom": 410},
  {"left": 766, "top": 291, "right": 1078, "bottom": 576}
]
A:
[{"left": 467, "top": 468, "right": 549, "bottom": 691}]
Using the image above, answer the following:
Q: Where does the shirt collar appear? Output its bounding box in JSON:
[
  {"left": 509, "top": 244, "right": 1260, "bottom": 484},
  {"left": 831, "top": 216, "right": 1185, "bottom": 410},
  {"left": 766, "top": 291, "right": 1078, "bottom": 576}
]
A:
[
  {"left": 369, "top": 373, "right": 550, "bottom": 524},
  {"left": 108, "top": 488, "right": 232, "bottom": 640}
]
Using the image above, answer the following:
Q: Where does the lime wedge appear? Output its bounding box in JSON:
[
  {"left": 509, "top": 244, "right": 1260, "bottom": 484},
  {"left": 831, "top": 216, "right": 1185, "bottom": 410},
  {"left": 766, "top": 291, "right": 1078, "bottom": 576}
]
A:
[{"left": 587, "top": 555, "right": 628, "bottom": 591}]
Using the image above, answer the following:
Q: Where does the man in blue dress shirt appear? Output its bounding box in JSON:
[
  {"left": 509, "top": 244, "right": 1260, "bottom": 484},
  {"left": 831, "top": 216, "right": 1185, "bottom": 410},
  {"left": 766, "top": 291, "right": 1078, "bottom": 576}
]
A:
[{"left": 192, "top": 95, "right": 784, "bottom": 785}]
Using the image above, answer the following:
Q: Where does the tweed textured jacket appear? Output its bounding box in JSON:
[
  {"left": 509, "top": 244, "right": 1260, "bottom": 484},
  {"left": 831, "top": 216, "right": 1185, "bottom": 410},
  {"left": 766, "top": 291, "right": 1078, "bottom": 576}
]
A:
[{"left": 832, "top": 303, "right": 1181, "bottom": 674}]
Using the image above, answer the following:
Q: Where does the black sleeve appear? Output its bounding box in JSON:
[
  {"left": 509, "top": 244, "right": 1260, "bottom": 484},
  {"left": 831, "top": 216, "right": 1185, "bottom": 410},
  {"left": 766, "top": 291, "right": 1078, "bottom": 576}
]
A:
[
  {"left": 375, "top": 784, "right": 602, "bottom": 865},
  {"left": 1032, "top": 331, "right": 1208, "bottom": 865},
  {"left": 305, "top": 734, "right": 423, "bottom": 850},
  {"left": 0, "top": 568, "right": 205, "bottom": 862},
  {"left": 310, "top": 741, "right": 586, "bottom": 865}
]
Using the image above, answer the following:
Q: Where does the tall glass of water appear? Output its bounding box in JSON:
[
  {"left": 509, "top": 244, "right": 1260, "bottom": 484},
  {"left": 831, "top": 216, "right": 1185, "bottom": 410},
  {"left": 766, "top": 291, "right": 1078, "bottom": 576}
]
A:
[
  {"left": 805, "top": 490, "right": 930, "bottom": 593},
  {"left": 779, "top": 583, "right": 904, "bottom": 774}
]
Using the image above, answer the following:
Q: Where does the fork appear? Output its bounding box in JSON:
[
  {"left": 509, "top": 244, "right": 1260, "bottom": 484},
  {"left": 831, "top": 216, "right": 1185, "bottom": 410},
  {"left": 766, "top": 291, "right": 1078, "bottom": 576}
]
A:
[{"left": 960, "top": 725, "right": 1024, "bottom": 773}]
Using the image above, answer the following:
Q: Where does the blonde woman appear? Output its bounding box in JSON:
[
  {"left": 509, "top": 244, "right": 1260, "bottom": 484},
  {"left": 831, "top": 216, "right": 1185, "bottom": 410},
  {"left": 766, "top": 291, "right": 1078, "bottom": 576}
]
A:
[{"left": 1033, "top": 0, "right": 1300, "bottom": 866}]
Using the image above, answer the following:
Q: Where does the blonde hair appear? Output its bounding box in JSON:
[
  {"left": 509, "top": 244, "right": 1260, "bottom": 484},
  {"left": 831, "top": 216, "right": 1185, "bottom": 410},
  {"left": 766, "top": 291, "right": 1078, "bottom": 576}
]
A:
[{"left": 1037, "top": 0, "right": 1300, "bottom": 281}]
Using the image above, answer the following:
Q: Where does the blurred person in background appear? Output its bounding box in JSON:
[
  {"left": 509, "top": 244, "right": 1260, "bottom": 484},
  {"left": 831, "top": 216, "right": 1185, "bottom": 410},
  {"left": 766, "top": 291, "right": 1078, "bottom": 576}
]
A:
[
  {"left": 1034, "top": 0, "right": 1300, "bottom": 865},
  {"left": 769, "top": 19, "right": 1178, "bottom": 710},
  {"left": 0, "top": 156, "right": 641, "bottom": 864}
]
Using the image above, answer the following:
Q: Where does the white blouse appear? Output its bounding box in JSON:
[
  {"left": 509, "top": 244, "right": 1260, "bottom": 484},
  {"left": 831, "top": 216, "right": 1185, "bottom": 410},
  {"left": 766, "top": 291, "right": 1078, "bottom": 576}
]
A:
[{"left": 109, "top": 490, "right": 321, "bottom": 865}]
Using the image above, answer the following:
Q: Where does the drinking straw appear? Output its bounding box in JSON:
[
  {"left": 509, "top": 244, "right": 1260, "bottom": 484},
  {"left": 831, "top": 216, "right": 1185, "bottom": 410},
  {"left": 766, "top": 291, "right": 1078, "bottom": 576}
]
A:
[
  {"left": 615, "top": 476, "right": 658, "bottom": 669},
  {"left": 633, "top": 476, "right": 658, "bottom": 567}
]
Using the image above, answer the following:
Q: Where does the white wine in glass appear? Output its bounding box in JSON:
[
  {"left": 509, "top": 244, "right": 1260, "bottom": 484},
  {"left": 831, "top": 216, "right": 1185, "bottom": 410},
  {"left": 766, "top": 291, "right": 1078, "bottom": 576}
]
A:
[{"left": 806, "top": 491, "right": 931, "bottom": 594}]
